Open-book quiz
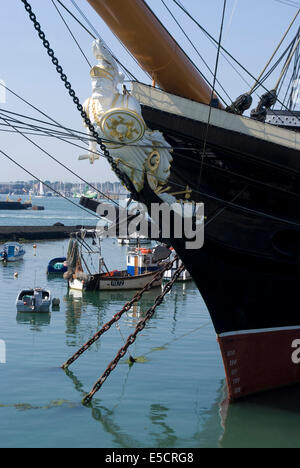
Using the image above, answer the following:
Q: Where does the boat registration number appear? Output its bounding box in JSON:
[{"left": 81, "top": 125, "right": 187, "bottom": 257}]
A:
[{"left": 111, "top": 280, "right": 125, "bottom": 287}]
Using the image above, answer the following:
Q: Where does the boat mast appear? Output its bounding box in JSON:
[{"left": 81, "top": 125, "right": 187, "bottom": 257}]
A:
[{"left": 85, "top": 0, "right": 223, "bottom": 107}]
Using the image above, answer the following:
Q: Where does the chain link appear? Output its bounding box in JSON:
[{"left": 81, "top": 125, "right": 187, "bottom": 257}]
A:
[
  {"left": 61, "top": 257, "right": 178, "bottom": 369},
  {"left": 21, "top": 0, "right": 138, "bottom": 197},
  {"left": 83, "top": 263, "right": 185, "bottom": 405}
]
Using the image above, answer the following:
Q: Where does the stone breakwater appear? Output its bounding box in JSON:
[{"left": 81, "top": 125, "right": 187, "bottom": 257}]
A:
[{"left": 0, "top": 226, "right": 96, "bottom": 241}]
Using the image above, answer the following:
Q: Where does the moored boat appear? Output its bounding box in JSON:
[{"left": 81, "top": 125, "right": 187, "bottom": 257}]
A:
[
  {"left": 47, "top": 257, "right": 68, "bottom": 275},
  {"left": 66, "top": 236, "right": 162, "bottom": 291},
  {"left": 69, "top": 268, "right": 162, "bottom": 292},
  {"left": 0, "top": 242, "right": 26, "bottom": 262},
  {"left": 16, "top": 288, "right": 51, "bottom": 313}
]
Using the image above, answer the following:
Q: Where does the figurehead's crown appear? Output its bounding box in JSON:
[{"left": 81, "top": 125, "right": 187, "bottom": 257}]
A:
[
  {"left": 91, "top": 39, "right": 121, "bottom": 83},
  {"left": 90, "top": 65, "right": 115, "bottom": 81}
]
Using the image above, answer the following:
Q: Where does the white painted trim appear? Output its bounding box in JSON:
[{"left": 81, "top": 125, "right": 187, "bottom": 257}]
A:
[
  {"left": 132, "top": 82, "right": 300, "bottom": 151},
  {"left": 218, "top": 325, "right": 300, "bottom": 338}
]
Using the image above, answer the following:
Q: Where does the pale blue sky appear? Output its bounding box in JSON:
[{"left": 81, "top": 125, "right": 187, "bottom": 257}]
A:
[{"left": 0, "top": 0, "right": 299, "bottom": 182}]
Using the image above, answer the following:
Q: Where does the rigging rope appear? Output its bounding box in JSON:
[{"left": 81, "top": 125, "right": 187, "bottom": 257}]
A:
[
  {"left": 50, "top": 0, "right": 92, "bottom": 68},
  {"left": 172, "top": 0, "right": 300, "bottom": 121},
  {"left": 2, "top": 96, "right": 300, "bottom": 224},
  {"left": 0, "top": 113, "right": 120, "bottom": 207},
  {"left": 0, "top": 81, "right": 89, "bottom": 146},
  {"left": 0, "top": 147, "right": 103, "bottom": 220},
  {"left": 20, "top": 0, "right": 138, "bottom": 198},
  {"left": 160, "top": 0, "right": 231, "bottom": 107},
  {"left": 251, "top": 30, "right": 300, "bottom": 95},
  {"left": 274, "top": 0, "right": 300, "bottom": 8},
  {"left": 67, "top": 0, "right": 139, "bottom": 82},
  {"left": 198, "top": 0, "right": 227, "bottom": 189},
  {"left": 249, "top": 8, "right": 300, "bottom": 95}
]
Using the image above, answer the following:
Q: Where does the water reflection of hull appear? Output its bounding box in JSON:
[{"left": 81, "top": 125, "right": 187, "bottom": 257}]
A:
[
  {"left": 16, "top": 311, "right": 51, "bottom": 327},
  {"left": 67, "top": 287, "right": 162, "bottom": 307},
  {"left": 220, "top": 384, "right": 300, "bottom": 448}
]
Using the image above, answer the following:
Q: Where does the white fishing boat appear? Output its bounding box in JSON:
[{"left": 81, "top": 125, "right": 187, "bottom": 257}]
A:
[
  {"left": 69, "top": 268, "right": 162, "bottom": 292},
  {"left": 0, "top": 242, "right": 26, "bottom": 262},
  {"left": 16, "top": 288, "right": 52, "bottom": 313},
  {"left": 127, "top": 247, "right": 160, "bottom": 275},
  {"left": 66, "top": 236, "right": 162, "bottom": 291}
]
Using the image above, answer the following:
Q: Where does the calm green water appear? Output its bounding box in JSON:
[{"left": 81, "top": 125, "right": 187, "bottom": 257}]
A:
[{"left": 1, "top": 198, "right": 300, "bottom": 448}]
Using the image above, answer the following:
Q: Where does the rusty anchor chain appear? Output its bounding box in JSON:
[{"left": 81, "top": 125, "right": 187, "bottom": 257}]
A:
[
  {"left": 82, "top": 262, "right": 185, "bottom": 405},
  {"left": 61, "top": 256, "right": 178, "bottom": 370}
]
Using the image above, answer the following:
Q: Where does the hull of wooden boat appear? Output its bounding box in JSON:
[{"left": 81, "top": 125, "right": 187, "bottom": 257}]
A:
[{"left": 69, "top": 270, "right": 162, "bottom": 291}]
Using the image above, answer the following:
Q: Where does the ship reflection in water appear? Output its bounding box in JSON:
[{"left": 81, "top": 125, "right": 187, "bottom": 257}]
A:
[
  {"left": 12, "top": 281, "right": 300, "bottom": 448},
  {"left": 220, "top": 384, "right": 300, "bottom": 448},
  {"left": 63, "top": 283, "right": 195, "bottom": 343}
]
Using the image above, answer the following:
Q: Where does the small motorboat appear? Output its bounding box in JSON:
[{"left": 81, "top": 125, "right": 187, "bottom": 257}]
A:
[
  {"left": 47, "top": 257, "right": 68, "bottom": 275},
  {"left": 0, "top": 242, "right": 26, "bottom": 262},
  {"left": 16, "top": 288, "right": 51, "bottom": 313}
]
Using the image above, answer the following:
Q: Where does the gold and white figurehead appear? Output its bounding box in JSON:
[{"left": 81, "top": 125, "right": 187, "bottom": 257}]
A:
[{"left": 80, "top": 39, "right": 173, "bottom": 200}]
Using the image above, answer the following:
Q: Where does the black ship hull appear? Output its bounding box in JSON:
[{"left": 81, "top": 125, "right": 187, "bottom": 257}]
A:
[
  {"left": 134, "top": 84, "right": 300, "bottom": 400},
  {"left": 82, "top": 83, "right": 300, "bottom": 400}
]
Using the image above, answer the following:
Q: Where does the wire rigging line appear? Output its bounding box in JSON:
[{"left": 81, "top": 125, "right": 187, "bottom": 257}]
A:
[
  {"left": 251, "top": 30, "right": 300, "bottom": 94},
  {"left": 55, "top": 0, "right": 96, "bottom": 39},
  {"left": 170, "top": 0, "right": 261, "bottom": 101},
  {"left": 70, "top": 0, "right": 102, "bottom": 40},
  {"left": 67, "top": 0, "right": 139, "bottom": 82},
  {"left": 249, "top": 9, "right": 300, "bottom": 94},
  {"left": 0, "top": 108, "right": 92, "bottom": 139},
  {"left": 172, "top": 0, "right": 300, "bottom": 121},
  {"left": 274, "top": 0, "right": 300, "bottom": 8},
  {"left": 160, "top": 0, "right": 232, "bottom": 106},
  {"left": 0, "top": 147, "right": 103, "bottom": 220},
  {"left": 0, "top": 83, "right": 120, "bottom": 202},
  {"left": 0, "top": 81, "right": 89, "bottom": 146},
  {"left": 275, "top": 34, "right": 300, "bottom": 89},
  {"left": 50, "top": 0, "right": 92, "bottom": 68},
  {"left": 0, "top": 112, "right": 120, "bottom": 207},
  {"left": 3, "top": 107, "right": 298, "bottom": 229},
  {"left": 0, "top": 110, "right": 105, "bottom": 162},
  {"left": 0, "top": 104, "right": 252, "bottom": 154},
  {"left": 198, "top": 0, "right": 227, "bottom": 188},
  {"left": 69, "top": 0, "right": 151, "bottom": 82}
]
